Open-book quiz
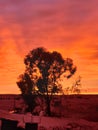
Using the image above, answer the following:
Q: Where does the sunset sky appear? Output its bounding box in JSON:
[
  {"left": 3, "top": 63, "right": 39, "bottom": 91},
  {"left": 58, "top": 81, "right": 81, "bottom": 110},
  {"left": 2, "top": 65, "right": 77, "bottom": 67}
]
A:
[{"left": 0, "top": 0, "right": 98, "bottom": 94}]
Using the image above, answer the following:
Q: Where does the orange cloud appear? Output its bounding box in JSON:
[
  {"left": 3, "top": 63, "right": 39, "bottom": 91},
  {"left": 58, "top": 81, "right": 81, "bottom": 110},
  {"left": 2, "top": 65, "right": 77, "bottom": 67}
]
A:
[{"left": 0, "top": 0, "right": 98, "bottom": 94}]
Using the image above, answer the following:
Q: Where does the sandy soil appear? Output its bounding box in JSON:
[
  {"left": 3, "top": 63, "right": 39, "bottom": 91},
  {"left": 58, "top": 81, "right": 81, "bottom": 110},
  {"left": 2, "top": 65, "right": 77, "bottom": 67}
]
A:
[
  {"left": 0, "top": 94, "right": 98, "bottom": 129},
  {"left": 0, "top": 110, "right": 98, "bottom": 130}
]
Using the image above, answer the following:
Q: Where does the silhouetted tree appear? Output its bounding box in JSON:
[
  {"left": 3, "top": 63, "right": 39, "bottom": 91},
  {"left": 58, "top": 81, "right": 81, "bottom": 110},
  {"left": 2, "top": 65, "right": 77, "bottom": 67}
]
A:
[
  {"left": 17, "top": 73, "right": 36, "bottom": 112},
  {"left": 65, "top": 76, "right": 82, "bottom": 95},
  {"left": 71, "top": 76, "right": 82, "bottom": 94},
  {"left": 17, "top": 47, "right": 77, "bottom": 116}
]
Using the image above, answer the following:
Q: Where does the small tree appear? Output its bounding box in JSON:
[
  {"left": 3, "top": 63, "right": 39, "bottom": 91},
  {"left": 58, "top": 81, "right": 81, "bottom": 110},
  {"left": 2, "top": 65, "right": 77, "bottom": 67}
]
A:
[
  {"left": 65, "top": 76, "right": 82, "bottom": 95},
  {"left": 17, "top": 47, "right": 77, "bottom": 116},
  {"left": 71, "top": 76, "right": 82, "bottom": 94}
]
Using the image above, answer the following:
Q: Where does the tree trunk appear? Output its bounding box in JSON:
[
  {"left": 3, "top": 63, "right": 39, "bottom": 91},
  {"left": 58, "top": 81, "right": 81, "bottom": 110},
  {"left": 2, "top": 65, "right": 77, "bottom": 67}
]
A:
[
  {"left": 23, "top": 94, "right": 36, "bottom": 113},
  {"left": 46, "top": 96, "right": 51, "bottom": 116}
]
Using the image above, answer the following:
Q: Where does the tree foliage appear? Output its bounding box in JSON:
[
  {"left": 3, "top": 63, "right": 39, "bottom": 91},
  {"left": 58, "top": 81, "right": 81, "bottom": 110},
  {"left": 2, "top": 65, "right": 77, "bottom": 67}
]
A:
[{"left": 17, "top": 47, "right": 77, "bottom": 115}]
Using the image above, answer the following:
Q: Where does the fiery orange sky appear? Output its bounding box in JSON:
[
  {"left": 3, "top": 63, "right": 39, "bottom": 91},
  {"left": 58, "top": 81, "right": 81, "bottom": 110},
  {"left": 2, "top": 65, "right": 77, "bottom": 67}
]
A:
[{"left": 0, "top": 0, "right": 98, "bottom": 94}]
